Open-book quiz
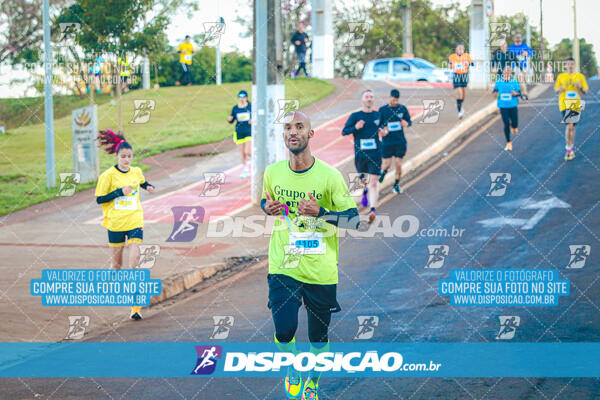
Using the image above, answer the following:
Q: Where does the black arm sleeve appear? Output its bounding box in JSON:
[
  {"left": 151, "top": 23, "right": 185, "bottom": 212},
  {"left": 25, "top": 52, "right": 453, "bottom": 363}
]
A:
[
  {"left": 342, "top": 113, "right": 356, "bottom": 136},
  {"left": 140, "top": 181, "right": 154, "bottom": 190},
  {"left": 96, "top": 188, "right": 124, "bottom": 204},
  {"left": 319, "top": 207, "right": 360, "bottom": 229},
  {"left": 402, "top": 105, "right": 412, "bottom": 127},
  {"left": 228, "top": 106, "right": 236, "bottom": 124}
]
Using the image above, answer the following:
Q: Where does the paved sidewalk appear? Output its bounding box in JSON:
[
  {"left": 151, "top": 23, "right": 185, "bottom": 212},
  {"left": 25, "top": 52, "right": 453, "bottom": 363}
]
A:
[{"left": 0, "top": 78, "right": 498, "bottom": 341}]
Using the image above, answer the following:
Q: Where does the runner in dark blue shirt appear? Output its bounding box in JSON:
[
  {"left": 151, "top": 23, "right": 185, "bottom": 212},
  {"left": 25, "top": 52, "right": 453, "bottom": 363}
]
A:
[
  {"left": 227, "top": 90, "right": 252, "bottom": 177},
  {"left": 291, "top": 22, "right": 310, "bottom": 78},
  {"left": 342, "top": 89, "right": 382, "bottom": 223},
  {"left": 377, "top": 89, "right": 411, "bottom": 194}
]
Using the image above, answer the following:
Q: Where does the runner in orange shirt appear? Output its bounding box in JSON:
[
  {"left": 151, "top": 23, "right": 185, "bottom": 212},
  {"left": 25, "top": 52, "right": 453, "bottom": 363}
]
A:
[{"left": 449, "top": 43, "right": 474, "bottom": 119}]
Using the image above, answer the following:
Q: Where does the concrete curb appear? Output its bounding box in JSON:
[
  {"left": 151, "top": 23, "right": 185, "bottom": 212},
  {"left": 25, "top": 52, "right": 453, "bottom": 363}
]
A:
[
  {"left": 150, "top": 262, "right": 227, "bottom": 305},
  {"left": 152, "top": 84, "right": 550, "bottom": 307}
]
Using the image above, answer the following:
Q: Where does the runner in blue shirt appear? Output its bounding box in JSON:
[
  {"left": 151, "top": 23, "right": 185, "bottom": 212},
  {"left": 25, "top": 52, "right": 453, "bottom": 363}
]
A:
[
  {"left": 493, "top": 65, "right": 521, "bottom": 151},
  {"left": 508, "top": 33, "right": 534, "bottom": 100}
]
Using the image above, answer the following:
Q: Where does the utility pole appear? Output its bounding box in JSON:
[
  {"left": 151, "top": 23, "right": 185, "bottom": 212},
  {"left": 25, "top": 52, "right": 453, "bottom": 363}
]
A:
[
  {"left": 526, "top": 15, "right": 531, "bottom": 48},
  {"left": 572, "top": 0, "right": 580, "bottom": 72},
  {"left": 252, "top": 0, "right": 286, "bottom": 204},
  {"left": 310, "top": 0, "right": 334, "bottom": 78},
  {"left": 401, "top": 0, "right": 413, "bottom": 57},
  {"left": 142, "top": 55, "right": 150, "bottom": 90},
  {"left": 539, "top": 0, "right": 544, "bottom": 62},
  {"left": 43, "top": 0, "right": 55, "bottom": 188},
  {"left": 216, "top": 17, "right": 224, "bottom": 85}
]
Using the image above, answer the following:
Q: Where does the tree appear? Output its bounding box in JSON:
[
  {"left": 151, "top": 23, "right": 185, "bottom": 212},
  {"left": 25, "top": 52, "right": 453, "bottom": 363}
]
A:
[
  {"left": 233, "top": 0, "right": 310, "bottom": 76},
  {"left": 333, "top": 0, "right": 469, "bottom": 78},
  {"left": 551, "top": 38, "right": 598, "bottom": 78},
  {"left": 56, "top": 0, "right": 194, "bottom": 132},
  {"left": 0, "top": 0, "right": 69, "bottom": 65}
]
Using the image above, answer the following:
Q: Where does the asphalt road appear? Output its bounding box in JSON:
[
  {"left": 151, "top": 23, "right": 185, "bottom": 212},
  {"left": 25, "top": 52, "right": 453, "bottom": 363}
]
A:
[{"left": 2, "top": 83, "right": 599, "bottom": 399}]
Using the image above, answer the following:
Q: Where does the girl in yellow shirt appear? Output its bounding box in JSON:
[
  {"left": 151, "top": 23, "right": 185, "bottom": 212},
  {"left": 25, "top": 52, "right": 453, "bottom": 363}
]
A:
[{"left": 95, "top": 129, "right": 156, "bottom": 320}]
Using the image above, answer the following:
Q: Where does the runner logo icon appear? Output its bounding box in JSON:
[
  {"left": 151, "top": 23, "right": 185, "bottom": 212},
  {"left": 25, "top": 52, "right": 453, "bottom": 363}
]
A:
[
  {"left": 65, "top": 315, "right": 90, "bottom": 340},
  {"left": 496, "top": 316, "right": 520, "bottom": 340},
  {"left": 354, "top": 316, "right": 379, "bottom": 339},
  {"left": 487, "top": 173, "right": 511, "bottom": 197},
  {"left": 210, "top": 316, "right": 234, "bottom": 339},
  {"left": 566, "top": 245, "right": 590, "bottom": 269},
  {"left": 167, "top": 206, "right": 205, "bottom": 242},
  {"left": 426, "top": 245, "right": 449, "bottom": 269},
  {"left": 191, "top": 345, "right": 222, "bottom": 375}
]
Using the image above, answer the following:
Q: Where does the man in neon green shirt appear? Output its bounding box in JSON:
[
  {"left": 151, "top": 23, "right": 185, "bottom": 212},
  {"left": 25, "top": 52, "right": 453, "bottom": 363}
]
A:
[{"left": 261, "top": 111, "right": 359, "bottom": 399}]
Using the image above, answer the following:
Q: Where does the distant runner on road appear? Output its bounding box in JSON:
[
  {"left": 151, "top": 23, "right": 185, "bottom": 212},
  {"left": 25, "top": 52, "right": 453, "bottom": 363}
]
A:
[
  {"left": 449, "top": 43, "right": 473, "bottom": 119},
  {"left": 377, "top": 89, "right": 412, "bottom": 193},
  {"left": 342, "top": 89, "right": 382, "bottom": 223},
  {"left": 493, "top": 65, "right": 521, "bottom": 151},
  {"left": 508, "top": 32, "right": 534, "bottom": 100},
  {"left": 227, "top": 90, "right": 252, "bottom": 178},
  {"left": 554, "top": 57, "right": 588, "bottom": 161},
  {"left": 261, "top": 111, "right": 358, "bottom": 400}
]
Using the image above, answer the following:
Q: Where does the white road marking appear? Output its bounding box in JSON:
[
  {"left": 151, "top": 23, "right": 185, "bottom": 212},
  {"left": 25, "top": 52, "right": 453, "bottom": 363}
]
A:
[{"left": 477, "top": 196, "right": 571, "bottom": 230}]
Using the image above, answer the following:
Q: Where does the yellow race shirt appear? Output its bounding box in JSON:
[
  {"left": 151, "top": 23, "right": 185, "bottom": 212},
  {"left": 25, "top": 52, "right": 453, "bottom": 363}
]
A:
[
  {"left": 262, "top": 157, "right": 357, "bottom": 285},
  {"left": 555, "top": 72, "right": 588, "bottom": 111},
  {"left": 177, "top": 42, "right": 194, "bottom": 65},
  {"left": 95, "top": 166, "right": 146, "bottom": 231}
]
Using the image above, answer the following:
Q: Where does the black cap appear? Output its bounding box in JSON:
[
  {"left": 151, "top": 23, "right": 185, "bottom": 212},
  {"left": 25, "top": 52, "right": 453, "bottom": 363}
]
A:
[
  {"left": 238, "top": 90, "right": 248, "bottom": 98},
  {"left": 390, "top": 89, "right": 400, "bottom": 98}
]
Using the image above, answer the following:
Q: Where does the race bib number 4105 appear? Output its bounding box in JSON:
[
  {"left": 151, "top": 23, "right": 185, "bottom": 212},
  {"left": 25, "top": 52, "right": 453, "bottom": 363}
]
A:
[{"left": 289, "top": 231, "right": 325, "bottom": 255}]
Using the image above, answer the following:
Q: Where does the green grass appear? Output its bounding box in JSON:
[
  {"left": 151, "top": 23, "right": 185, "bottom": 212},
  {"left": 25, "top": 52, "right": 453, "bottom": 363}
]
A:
[
  {"left": 0, "top": 93, "right": 114, "bottom": 130},
  {"left": 0, "top": 78, "right": 334, "bottom": 216}
]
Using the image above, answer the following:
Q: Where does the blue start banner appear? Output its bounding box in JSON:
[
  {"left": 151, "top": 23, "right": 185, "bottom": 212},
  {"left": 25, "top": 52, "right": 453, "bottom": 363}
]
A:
[
  {"left": 1, "top": 342, "right": 599, "bottom": 378},
  {"left": 30, "top": 269, "right": 162, "bottom": 306}
]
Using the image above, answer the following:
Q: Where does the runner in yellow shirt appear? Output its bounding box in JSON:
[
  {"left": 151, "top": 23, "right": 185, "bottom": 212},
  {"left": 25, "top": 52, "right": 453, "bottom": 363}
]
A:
[
  {"left": 176, "top": 35, "right": 194, "bottom": 86},
  {"left": 554, "top": 57, "right": 589, "bottom": 160},
  {"left": 95, "top": 129, "right": 156, "bottom": 320},
  {"left": 449, "top": 43, "right": 474, "bottom": 119},
  {"left": 117, "top": 54, "right": 132, "bottom": 92}
]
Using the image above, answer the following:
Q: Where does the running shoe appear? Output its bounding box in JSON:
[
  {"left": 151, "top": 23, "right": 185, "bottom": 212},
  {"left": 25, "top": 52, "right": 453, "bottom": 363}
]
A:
[
  {"left": 393, "top": 183, "right": 403, "bottom": 194},
  {"left": 291, "top": 72, "right": 297, "bottom": 79},
  {"left": 378, "top": 169, "right": 387, "bottom": 183},
  {"left": 175, "top": 81, "right": 181, "bottom": 86},
  {"left": 240, "top": 165, "right": 250, "bottom": 178},
  {"left": 511, "top": 127, "right": 518, "bottom": 135},
  {"left": 368, "top": 210, "right": 376, "bottom": 224},
  {"left": 302, "top": 379, "right": 319, "bottom": 400},
  {"left": 129, "top": 306, "right": 143, "bottom": 321},
  {"left": 284, "top": 367, "right": 303, "bottom": 399},
  {"left": 458, "top": 109, "right": 464, "bottom": 119},
  {"left": 306, "top": 74, "right": 311, "bottom": 79},
  {"left": 361, "top": 187, "right": 369, "bottom": 207},
  {"left": 565, "top": 150, "right": 575, "bottom": 161},
  {"left": 505, "top": 142, "right": 512, "bottom": 151},
  {"left": 187, "top": 83, "right": 192, "bottom": 86}
]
